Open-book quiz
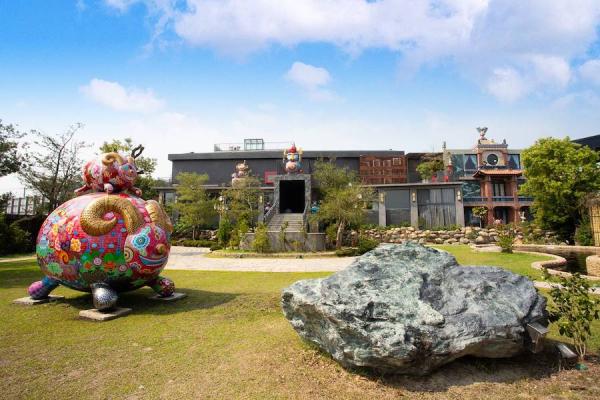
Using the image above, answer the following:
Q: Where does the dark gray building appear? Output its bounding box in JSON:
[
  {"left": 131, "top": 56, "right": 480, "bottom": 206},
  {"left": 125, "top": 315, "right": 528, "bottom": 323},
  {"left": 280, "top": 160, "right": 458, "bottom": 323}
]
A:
[
  {"left": 158, "top": 140, "right": 464, "bottom": 229},
  {"left": 573, "top": 134, "right": 600, "bottom": 151}
]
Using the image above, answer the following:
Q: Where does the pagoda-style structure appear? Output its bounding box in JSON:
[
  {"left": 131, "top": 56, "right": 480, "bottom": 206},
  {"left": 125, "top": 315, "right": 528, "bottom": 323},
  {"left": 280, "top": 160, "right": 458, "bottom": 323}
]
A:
[{"left": 444, "top": 128, "right": 533, "bottom": 225}]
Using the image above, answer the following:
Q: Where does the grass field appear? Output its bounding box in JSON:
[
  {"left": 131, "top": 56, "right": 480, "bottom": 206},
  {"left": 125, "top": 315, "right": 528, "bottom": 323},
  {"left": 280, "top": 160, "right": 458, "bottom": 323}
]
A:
[
  {"left": 1, "top": 249, "right": 599, "bottom": 399},
  {"left": 432, "top": 245, "right": 555, "bottom": 281}
]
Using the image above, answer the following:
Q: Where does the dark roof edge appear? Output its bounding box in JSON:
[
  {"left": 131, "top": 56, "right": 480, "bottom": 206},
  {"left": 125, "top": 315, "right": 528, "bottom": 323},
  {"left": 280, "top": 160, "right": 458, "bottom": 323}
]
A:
[{"left": 169, "top": 149, "right": 405, "bottom": 161}]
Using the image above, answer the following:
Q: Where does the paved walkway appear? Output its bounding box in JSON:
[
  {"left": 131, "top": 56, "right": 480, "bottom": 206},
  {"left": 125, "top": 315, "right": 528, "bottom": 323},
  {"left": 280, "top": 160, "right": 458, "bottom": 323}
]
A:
[{"left": 165, "top": 246, "right": 354, "bottom": 272}]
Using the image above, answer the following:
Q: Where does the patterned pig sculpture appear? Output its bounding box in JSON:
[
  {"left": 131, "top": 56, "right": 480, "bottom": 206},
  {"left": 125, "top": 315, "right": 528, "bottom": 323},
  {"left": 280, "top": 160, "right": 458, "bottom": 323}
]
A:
[
  {"left": 75, "top": 145, "right": 145, "bottom": 196},
  {"left": 29, "top": 147, "right": 175, "bottom": 311}
]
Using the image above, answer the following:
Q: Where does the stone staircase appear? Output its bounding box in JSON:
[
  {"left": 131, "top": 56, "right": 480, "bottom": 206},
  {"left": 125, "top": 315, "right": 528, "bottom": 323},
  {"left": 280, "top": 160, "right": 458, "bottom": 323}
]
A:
[{"left": 267, "top": 213, "right": 305, "bottom": 231}]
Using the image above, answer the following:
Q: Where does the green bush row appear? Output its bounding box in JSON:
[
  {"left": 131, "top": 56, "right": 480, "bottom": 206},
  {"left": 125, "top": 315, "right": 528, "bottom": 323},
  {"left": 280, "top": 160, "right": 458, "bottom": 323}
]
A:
[
  {"left": 176, "top": 239, "right": 217, "bottom": 248},
  {"left": 335, "top": 236, "right": 379, "bottom": 257}
]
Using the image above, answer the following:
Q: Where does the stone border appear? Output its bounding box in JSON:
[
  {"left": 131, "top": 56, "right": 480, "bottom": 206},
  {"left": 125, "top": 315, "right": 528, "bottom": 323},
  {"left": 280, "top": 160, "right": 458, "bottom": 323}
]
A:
[
  {"left": 514, "top": 243, "right": 600, "bottom": 254},
  {"left": 517, "top": 250, "right": 600, "bottom": 282},
  {"left": 207, "top": 250, "right": 338, "bottom": 259}
]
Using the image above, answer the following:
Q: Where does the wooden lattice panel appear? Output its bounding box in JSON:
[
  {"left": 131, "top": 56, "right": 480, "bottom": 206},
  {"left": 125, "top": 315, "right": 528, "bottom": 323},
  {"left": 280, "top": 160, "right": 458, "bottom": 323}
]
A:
[
  {"left": 359, "top": 155, "right": 407, "bottom": 184},
  {"left": 590, "top": 200, "right": 600, "bottom": 247}
]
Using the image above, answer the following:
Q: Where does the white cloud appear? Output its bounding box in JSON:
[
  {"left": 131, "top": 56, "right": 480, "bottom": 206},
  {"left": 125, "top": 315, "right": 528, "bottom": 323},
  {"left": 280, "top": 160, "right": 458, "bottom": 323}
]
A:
[
  {"left": 486, "top": 68, "right": 527, "bottom": 103},
  {"left": 529, "top": 55, "right": 571, "bottom": 89},
  {"left": 107, "top": 0, "right": 600, "bottom": 102},
  {"left": 80, "top": 78, "right": 165, "bottom": 113},
  {"left": 104, "top": 0, "right": 134, "bottom": 12},
  {"left": 579, "top": 59, "right": 600, "bottom": 86},
  {"left": 286, "top": 62, "right": 330, "bottom": 89},
  {"left": 285, "top": 62, "right": 335, "bottom": 101}
]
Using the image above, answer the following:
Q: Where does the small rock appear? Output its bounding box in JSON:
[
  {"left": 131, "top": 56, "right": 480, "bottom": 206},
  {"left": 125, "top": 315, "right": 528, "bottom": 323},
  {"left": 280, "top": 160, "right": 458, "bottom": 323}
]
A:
[{"left": 475, "top": 236, "right": 487, "bottom": 244}]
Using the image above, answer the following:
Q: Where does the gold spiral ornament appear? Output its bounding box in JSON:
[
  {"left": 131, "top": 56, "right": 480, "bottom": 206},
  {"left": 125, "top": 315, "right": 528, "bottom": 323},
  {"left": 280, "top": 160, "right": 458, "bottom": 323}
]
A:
[{"left": 80, "top": 195, "right": 143, "bottom": 236}]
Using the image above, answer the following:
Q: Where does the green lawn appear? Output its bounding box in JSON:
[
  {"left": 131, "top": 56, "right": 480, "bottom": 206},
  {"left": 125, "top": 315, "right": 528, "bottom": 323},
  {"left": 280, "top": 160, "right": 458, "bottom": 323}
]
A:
[
  {"left": 433, "top": 244, "right": 554, "bottom": 281},
  {"left": 1, "top": 251, "right": 598, "bottom": 399}
]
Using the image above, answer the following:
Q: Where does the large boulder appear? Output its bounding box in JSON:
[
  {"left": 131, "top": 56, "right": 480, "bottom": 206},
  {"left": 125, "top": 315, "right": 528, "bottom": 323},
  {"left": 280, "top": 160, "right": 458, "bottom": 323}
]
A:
[{"left": 281, "top": 243, "right": 546, "bottom": 375}]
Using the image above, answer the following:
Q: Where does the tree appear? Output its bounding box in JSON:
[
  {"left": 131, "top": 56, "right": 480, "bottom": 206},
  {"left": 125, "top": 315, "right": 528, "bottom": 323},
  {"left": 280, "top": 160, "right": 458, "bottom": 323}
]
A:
[
  {"left": 222, "top": 176, "right": 261, "bottom": 227},
  {"left": 521, "top": 137, "right": 600, "bottom": 241},
  {"left": 416, "top": 159, "right": 444, "bottom": 181},
  {"left": 0, "top": 119, "right": 26, "bottom": 177},
  {"left": 99, "top": 138, "right": 159, "bottom": 200},
  {"left": 173, "top": 172, "right": 215, "bottom": 240},
  {"left": 18, "top": 123, "right": 87, "bottom": 212},
  {"left": 544, "top": 271, "right": 600, "bottom": 362},
  {"left": 312, "top": 159, "right": 374, "bottom": 249},
  {"left": 472, "top": 206, "right": 488, "bottom": 228}
]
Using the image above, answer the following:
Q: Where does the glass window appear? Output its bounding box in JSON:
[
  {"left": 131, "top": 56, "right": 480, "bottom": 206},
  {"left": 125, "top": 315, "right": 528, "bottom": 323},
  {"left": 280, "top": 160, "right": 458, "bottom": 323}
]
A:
[
  {"left": 244, "top": 138, "right": 264, "bottom": 150},
  {"left": 451, "top": 154, "right": 464, "bottom": 176},
  {"left": 464, "top": 154, "right": 477, "bottom": 172},
  {"left": 508, "top": 154, "right": 521, "bottom": 169},
  {"left": 462, "top": 181, "right": 480, "bottom": 197}
]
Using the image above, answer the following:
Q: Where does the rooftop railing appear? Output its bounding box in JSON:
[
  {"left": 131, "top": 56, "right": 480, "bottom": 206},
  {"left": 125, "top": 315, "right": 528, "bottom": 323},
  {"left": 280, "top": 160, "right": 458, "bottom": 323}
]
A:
[{"left": 213, "top": 141, "right": 292, "bottom": 152}]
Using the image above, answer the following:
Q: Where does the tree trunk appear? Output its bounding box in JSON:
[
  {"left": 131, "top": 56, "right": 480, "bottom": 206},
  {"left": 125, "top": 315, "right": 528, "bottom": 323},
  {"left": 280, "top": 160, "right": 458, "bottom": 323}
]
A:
[{"left": 336, "top": 221, "right": 345, "bottom": 250}]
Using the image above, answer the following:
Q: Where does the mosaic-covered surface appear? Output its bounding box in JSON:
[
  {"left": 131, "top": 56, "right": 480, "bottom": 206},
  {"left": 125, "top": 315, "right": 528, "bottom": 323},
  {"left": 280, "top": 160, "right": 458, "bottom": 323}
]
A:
[{"left": 35, "top": 193, "right": 171, "bottom": 293}]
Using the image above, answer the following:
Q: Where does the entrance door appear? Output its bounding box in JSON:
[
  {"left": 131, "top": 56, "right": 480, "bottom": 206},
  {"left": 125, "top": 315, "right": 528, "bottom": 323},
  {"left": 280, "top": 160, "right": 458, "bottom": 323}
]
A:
[{"left": 279, "top": 180, "right": 305, "bottom": 213}]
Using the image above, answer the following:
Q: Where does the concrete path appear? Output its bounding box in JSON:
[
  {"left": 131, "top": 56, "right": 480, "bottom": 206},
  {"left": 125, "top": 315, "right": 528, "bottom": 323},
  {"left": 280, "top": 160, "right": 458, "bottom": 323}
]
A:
[{"left": 165, "top": 246, "right": 354, "bottom": 272}]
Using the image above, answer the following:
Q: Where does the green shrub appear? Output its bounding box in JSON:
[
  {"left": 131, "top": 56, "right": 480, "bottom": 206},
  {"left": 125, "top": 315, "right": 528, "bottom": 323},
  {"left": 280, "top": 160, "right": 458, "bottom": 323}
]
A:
[
  {"left": 228, "top": 229, "right": 241, "bottom": 249},
  {"left": 252, "top": 223, "right": 270, "bottom": 253},
  {"left": 574, "top": 219, "right": 593, "bottom": 246},
  {"left": 466, "top": 230, "right": 478, "bottom": 240},
  {"left": 278, "top": 221, "right": 289, "bottom": 249},
  {"left": 335, "top": 247, "right": 358, "bottom": 257},
  {"left": 544, "top": 271, "right": 600, "bottom": 362},
  {"left": 217, "top": 218, "right": 232, "bottom": 247},
  {"left": 179, "top": 239, "right": 216, "bottom": 248},
  {"left": 0, "top": 214, "right": 32, "bottom": 255},
  {"left": 497, "top": 224, "right": 515, "bottom": 253},
  {"left": 357, "top": 236, "right": 378, "bottom": 255},
  {"left": 209, "top": 243, "right": 223, "bottom": 251},
  {"left": 416, "top": 159, "right": 444, "bottom": 180}
]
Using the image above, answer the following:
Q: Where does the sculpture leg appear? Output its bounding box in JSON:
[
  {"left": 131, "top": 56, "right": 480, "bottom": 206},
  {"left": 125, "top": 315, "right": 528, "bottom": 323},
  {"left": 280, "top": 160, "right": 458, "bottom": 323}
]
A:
[
  {"left": 148, "top": 276, "right": 175, "bottom": 297},
  {"left": 74, "top": 185, "right": 90, "bottom": 196},
  {"left": 28, "top": 276, "right": 59, "bottom": 300},
  {"left": 91, "top": 283, "right": 118, "bottom": 311},
  {"left": 130, "top": 186, "right": 142, "bottom": 197}
]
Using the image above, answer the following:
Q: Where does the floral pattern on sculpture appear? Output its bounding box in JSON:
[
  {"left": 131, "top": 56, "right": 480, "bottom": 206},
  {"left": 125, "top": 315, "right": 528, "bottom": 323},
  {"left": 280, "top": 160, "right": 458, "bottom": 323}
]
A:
[{"left": 28, "top": 147, "right": 176, "bottom": 309}]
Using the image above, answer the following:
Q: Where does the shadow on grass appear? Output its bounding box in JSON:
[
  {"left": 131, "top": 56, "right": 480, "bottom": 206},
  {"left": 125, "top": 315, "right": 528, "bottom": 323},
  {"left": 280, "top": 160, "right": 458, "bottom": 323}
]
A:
[
  {"left": 61, "top": 287, "right": 239, "bottom": 315},
  {"left": 1, "top": 261, "right": 238, "bottom": 314},
  {"left": 372, "top": 351, "right": 559, "bottom": 393},
  {"left": 306, "top": 341, "right": 566, "bottom": 393},
  {"left": 0, "top": 260, "right": 43, "bottom": 289}
]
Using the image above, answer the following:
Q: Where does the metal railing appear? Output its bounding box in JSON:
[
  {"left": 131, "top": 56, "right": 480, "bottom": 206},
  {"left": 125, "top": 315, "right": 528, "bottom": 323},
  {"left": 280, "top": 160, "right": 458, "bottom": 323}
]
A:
[
  {"left": 263, "top": 199, "right": 279, "bottom": 226},
  {"left": 492, "top": 196, "right": 515, "bottom": 202},
  {"left": 213, "top": 141, "right": 292, "bottom": 152},
  {"left": 4, "top": 196, "right": 48, "bottom": 216},
  {"left": 463, "top": 196, "right": 534, "bottom": 203}
]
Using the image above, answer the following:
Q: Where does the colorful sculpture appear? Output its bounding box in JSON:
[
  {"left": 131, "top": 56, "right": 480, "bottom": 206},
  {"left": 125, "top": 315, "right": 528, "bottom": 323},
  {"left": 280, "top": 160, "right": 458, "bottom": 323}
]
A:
[
  {"left": 28, "top": 146, "right": 174, "bottom": 311},
  {"left": 75, "top": 145, "right": 144, "bottom": 196},
  {"left": 231, "top": 160, "right": 250, "bottom": 187},
  {"left": 283, "top": 143, "right": 303, "bottom": 174}
]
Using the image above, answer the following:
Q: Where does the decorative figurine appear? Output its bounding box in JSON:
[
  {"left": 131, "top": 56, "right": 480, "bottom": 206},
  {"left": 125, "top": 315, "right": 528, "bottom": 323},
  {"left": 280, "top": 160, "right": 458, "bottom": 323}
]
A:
[
  {"left": 75, "top": 145, "right": 145, "bottom": 196},
  {"left": 231, "top": 160, "right": 251, "bottom": 187},
  {"left": 28, "top": 146, "right": 175, "bottom": 311},
  {"left": 283, "top": 143, "right": 303, "bottom": 174}
]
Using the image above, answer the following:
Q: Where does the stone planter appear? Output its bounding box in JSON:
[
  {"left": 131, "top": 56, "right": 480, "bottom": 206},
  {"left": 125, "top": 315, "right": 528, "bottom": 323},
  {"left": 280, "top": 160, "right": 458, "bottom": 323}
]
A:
[{"left": 586, "top": 255, "right": 600, "bottom": 277}]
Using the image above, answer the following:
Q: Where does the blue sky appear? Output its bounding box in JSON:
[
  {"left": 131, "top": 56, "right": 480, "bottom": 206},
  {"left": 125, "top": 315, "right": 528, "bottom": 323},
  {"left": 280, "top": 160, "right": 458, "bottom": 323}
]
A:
[{"left": 2, "top": 1, "right": 600, "bottom": 193}]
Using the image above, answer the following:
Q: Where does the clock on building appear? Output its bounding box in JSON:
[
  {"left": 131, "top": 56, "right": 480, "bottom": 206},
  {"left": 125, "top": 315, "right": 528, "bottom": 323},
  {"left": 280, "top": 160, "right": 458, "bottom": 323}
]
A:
[{"left": 486, "top": 153, "right": 499, "bottom": 166}]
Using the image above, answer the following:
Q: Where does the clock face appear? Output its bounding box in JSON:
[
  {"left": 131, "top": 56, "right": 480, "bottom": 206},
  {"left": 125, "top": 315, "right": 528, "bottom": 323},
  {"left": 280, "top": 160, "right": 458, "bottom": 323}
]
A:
[{"left": 486, "top": 153, "right": 499, "bottom": 166}]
